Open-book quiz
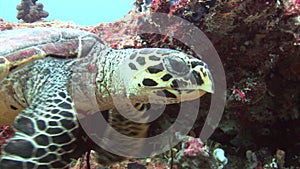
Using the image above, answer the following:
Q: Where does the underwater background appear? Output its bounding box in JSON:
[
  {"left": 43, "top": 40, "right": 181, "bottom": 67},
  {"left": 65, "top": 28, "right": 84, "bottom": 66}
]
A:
[
  {"left": 0, "top": 0, "right": 134, "bottom": 25},
  {"left": 0, "top": 0, "right": 299, "bottom": 169}
]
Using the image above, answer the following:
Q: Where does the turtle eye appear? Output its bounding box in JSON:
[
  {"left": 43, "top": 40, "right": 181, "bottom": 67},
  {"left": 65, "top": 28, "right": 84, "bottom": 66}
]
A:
[{"left": 163, "top": 56, "right": 190, "bottom": 76}]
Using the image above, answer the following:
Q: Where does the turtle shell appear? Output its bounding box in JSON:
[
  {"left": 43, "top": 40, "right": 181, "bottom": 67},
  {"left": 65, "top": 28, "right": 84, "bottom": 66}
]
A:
[{"left": 0, "top": 27, "right": 104, "bottom": 81}]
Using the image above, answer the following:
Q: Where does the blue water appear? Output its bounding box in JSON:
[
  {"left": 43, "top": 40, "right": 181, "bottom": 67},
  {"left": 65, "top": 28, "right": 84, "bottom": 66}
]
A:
[{"left": 0, "top": 0, "right": 134, "bottom": 26}]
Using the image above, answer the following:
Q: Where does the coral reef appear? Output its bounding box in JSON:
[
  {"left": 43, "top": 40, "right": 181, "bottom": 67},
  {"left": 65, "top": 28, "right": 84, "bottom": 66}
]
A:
[
  {"left": 170, "top": 135, "right": 228, "bottom": 169},
  {"left": 135, "top": 0, "right": 216, "bottom": 22},
  {"left": 16, "top": 0, "right": 49, "bottom": 23},
  {"left": 0, "top": 0, "right": 300, "bottom": 168}
]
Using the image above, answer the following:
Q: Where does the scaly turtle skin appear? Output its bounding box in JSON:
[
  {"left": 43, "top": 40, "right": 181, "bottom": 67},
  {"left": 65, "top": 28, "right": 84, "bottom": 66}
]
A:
[{"left": 0, "top": 28, "right": 214, "bottom": 169}]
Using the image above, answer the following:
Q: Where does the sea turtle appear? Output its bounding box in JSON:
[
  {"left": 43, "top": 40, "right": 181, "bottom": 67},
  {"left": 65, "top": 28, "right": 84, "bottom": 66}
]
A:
[{"left": 0, "top": 27, "right": 214, "bottom": 168}]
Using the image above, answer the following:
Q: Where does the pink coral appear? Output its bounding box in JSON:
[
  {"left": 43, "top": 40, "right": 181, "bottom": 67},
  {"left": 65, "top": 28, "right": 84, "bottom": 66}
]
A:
[
  {"left": 182, "top": 136, "right": 208, "bottom": 157},
  {"left": 284, "top": 0, "right": 300, "bottom": 16}
]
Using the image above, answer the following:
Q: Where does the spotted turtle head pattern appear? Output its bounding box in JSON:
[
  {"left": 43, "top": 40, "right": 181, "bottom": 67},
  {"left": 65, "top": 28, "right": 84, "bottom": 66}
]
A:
[{"left": 114, "top": 48, "right": 213, "bottom": 104}]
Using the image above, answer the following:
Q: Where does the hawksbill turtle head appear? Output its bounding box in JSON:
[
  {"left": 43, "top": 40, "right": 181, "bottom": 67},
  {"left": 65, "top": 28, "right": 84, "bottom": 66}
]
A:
[{"left": 111, "top": 48, "right": 214, "bottom": 104}]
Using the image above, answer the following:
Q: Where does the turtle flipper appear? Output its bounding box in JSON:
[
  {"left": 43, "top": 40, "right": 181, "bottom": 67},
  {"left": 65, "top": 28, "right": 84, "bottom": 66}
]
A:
[
  {"left": 94, "top": 104, "right": 150, "bottom": 166},
  {"left": 108, "top": 103, "right": 150, "bottom": 137},
  {"left": 0, "top": 59, "right": 88, "bottom": 169},
  {"left": 0, "top": 93, "right": 88, "bottom": 169}
]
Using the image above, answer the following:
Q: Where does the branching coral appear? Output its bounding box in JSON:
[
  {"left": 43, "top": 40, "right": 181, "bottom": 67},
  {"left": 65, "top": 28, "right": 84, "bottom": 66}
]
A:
[{"left": 16, "top": 0, "right": 49, "bottom": 23}]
